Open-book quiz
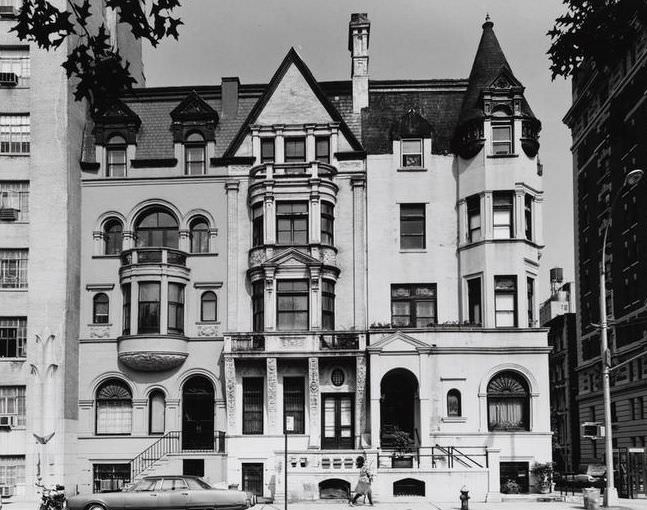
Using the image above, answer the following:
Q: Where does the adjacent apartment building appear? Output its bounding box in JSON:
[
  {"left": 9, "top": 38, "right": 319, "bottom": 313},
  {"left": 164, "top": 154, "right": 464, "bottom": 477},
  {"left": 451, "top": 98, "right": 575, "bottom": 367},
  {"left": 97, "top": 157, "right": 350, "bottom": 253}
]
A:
[
  {"left": 74, "top": 14, "right": 551, "bottom": 502},
  {"left": 563, "top": 16, "right": 647, "bottom": 489},
  {"left": 0, "top": 0, "right": 142, "bottom": 502}
]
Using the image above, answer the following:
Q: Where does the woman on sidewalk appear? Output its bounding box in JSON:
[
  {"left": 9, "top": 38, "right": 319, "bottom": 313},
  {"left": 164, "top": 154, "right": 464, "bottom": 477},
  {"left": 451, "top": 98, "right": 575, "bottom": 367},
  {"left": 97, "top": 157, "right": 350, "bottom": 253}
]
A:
[{"left": 349, "top": 456, "right": 373, "bottom": 506}]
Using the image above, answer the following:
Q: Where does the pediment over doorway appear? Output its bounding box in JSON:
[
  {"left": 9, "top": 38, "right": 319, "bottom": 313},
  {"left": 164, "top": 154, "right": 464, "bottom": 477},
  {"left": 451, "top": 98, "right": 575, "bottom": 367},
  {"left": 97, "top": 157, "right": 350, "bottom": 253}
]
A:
[{"left": 368, "top": 331, "right": 433, "bottom": 353}]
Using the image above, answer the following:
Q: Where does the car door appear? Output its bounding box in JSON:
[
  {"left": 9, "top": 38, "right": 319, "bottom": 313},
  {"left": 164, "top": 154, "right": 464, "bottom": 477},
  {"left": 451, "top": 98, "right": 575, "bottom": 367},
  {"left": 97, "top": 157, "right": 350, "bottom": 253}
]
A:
[
  {"left": 158, "top": 478, "right": 190, "bottom": 510},
  {"left": 123, "top": 478, "right": 161, "bottom": 510}
]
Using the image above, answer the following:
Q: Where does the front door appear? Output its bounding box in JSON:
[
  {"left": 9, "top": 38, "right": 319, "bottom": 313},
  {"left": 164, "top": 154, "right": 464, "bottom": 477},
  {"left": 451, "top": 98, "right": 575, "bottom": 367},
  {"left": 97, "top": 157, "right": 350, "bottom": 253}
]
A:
[
  {"left": 182, "top": 376, "right": 214, "bottom": 450},
  {"left": 242, "top": 463, "right": 264, "bottom": 496},
  {"left": 321, "top": 394, "right": 354, "bottom": 449}
]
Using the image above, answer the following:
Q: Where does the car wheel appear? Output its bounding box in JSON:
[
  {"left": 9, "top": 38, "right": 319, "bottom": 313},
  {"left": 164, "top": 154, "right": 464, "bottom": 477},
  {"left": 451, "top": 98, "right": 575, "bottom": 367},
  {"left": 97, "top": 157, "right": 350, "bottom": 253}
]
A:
[{"left": 86, "top": 504, "right": 106, "bottom": 510}]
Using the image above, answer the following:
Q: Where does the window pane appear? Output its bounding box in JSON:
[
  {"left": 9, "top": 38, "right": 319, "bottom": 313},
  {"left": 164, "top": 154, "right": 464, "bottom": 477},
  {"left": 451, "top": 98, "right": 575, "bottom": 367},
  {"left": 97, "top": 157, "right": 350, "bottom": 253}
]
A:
[
  {"left": 261, "top": 139, "right": 275, "bottom": 162},
  {"left": 315, "top": 137, "right": 330, "bottom": 164},
  {"left": 149, "top": 392, "right": 165, "bottom": 434},
  {"left": 284, "top": 138, "right": 305, "bottom": 161},
  {"left": 243, "top": 378, "right": 263, "bottom": 434},
  {"left": 492, "top": 126, "right": 511, "bottom": 141},
  {"left": 402, "top": 140, "right": 422, "bottom": 153}
]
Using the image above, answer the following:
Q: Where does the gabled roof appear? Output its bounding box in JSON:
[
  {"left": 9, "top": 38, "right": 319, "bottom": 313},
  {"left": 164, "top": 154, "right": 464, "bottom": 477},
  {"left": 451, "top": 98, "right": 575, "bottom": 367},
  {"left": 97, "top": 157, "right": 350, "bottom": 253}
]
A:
[
  {"left": 170, "top": 90, "right": 219, "bottom": 123},
  {"left": 224, "top": 48, "right": 364, "bottom": 157},
  {"left": 94, "top": 99, "right": 141, "bottom": 127},
  {"left": 367, "top": 330, "right": 433, "bottom": 353}
]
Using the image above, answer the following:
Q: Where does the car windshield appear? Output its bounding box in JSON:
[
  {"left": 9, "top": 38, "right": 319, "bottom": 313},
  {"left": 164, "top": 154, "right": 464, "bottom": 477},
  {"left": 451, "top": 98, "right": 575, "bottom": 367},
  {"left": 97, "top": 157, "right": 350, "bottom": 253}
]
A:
[
  {"left": 129, "top": 479, "right": 158, "bottom": 492},
  {"left": 185, "top": 478, "right": 212, "bottom": 490}
]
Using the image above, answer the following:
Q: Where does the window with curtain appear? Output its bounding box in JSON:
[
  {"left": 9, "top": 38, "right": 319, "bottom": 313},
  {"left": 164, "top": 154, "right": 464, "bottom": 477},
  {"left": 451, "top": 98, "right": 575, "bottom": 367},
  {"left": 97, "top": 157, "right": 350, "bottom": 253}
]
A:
[
  {"left": 104, "top": 219, "right": 123, "bottom": 255},
  {"left": 0, "top": 386, "right": 25, "bottom": 426},
  {"left": 321, "top": 280, "right": 335, "bottom": 331},
  {"left": 260, "top": 138, "right": 275, "bottom": 163},
  {"left": 277, "top": 280, "right": 309, "bottom": 330},
  {"left": 494, "top": 276, "right": 517, "bottom": 327},
  {"left": 138, "top": 282, "right": 161, "bottom": 334},
  {"left": 252, "top": 281, "right": 264, "bottom": 332},
  {"left": 283, "top": 377, "right": 305, "bottom": 433},
  {"left": 487, "top": 371, "right": 529, "bottom": 431},
  {"left": 93, "top": 293, "right": 109, "bottom": 324},
  {"left": 200, "top": 291, "right": 217, "bottom": 322},
  {"left": 467, "top": 195, "right": 481, "bottom": 242},
  {"left": 96, "top": 379, "right": 132, "bottom": 435},
  {"left": 0, "top": 455, "right": 25, "bottom": 488},
  {"left": 321, "top": 202, "right": 334, "bottom": 246},
  {"left": 106, "top": 135, "right": 127, "bottom": 177},
  {"left": 167, "top": 283, "right": 185, "bottom": 335},
  {"left": 189, "top": 218, "right": 209, "bottom": 254},
  {"left": 242, "top": 377, "right": 263, "bottom": 435},
  {"left": 135, "top": 209, "right": 179, "bottom": 248},
  {"left": 493, "top": 192, "right": 514, "bottom": 239},
  {"left": 252, "top": 204, "right": 264, "bottom": 247},
  {"left": 148, "top": 390, "right": 165, "bottom": 435},
  {"left": 391, "top": 283, "right": 437, "bottom": 327},
  {"left": 122, "top": 283, "right": 131, "bottom": 335},
  {"left": 447, "top": 389, "right": 461, "bottom": 417},
  {"left": 185, "top": 132, "right": 206, "bottom": 175}
]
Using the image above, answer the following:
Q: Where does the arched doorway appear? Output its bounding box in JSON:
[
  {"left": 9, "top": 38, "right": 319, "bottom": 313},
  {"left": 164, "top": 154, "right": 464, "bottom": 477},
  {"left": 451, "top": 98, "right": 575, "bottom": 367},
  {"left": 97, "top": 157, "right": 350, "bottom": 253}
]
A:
[
  {"left": 380, "top": 368, "right": 419, "bottom": 447},
  {"left": 182, "top": 376, "right": 214, "bottom": 450}
]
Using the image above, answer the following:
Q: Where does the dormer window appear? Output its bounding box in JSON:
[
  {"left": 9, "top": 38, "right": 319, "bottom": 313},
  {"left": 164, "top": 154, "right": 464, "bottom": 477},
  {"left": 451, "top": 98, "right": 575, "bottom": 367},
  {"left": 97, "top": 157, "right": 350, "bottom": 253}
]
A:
[
  {"left": 315, "top": 136, "right": 330, "bottom": 164},
  {"left": 401, "top": 139, "right": 423, "bottom": 167},
  {"left": 185, "top": 132, "right": 206, "bottom": 175},
  {"left": 106, "top": 135, "right": 127, "bottom": 177},
  {"left": 285, "top": 138, "right": 306, "bottom": 163},
  {"left": 260, "top": 138, "right": 275, "bottom": 163}
]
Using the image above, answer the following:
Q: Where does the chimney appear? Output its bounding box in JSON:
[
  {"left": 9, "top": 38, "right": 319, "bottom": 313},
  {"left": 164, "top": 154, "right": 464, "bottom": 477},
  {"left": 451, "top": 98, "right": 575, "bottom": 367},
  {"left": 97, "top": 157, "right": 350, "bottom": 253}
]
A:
[
  {"left": 221, "top": 77, "right": 239, "bottom": 118},
  {"left": 348, "top": 13, "right": 370, "bottom": 113}
]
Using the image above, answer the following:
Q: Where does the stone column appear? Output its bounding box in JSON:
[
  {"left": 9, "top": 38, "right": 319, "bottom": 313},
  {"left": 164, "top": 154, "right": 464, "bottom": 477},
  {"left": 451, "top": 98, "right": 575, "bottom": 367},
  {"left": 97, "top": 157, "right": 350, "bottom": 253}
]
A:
[
  {"left": 309, "top": 192, "right": 321, "bottom": 244},
  {"left": 264, "top": 193, "right": 275, "bottom": 245},
  {"left": 130, "top": 281, "right": 138, "bottom": 334},
  {"left": 355, "top": 356, "right": 367, "bottom": 449},
  {"left": 457, "top": 199, "right": 467, "bottom": 245},
  {"left": 486, "top": 448, "right": 502, "bottom": 502},
  {"left": 251, "top": 128, "right": 260, "bottom": 165},
  {"left": 132, "top": 399, "right": 148, "bottom": 435},
  {"left": 305, "top": 125, "right": 315, "bottom": 161},
  {"left": 264, "top": 268, "right": 276, "bottom": 331},
  {"left": 351, "top": 176, "right": 367, "bottom": 328},
  {"left": 226, "top": 181, "right": 240, "bottom": 330},
  {"left": 534, "top": 194, "right": 544, "bottom": 246},
  {"left": 179, "top": 229, "right": 191, "bottom": 252},
  {"left": 122, "top": 230, "right": 135, "bottom": 251},
  {"left": 483, "top": 191, "right": 493, "bottom": 240},
  {"left": 224, "top": 357, "right": 237, "bottom": 432},
  {"left": 514, "top": 188, "right": 525, "bottom": 239},
  {"left": 266, "top": 358, "right": 279, "bottom": 434},
  {"left": 160, "top": 274, "right": 169, "bottom": 334},
  {"left": 330, "top": 128, "right": 339, "bottom": 166},
  {"left": 275, "top": 126, "right": 285, "bottom": 163},
  {"left": 308, "top": 357, "right": 320, "bottom": 448}
]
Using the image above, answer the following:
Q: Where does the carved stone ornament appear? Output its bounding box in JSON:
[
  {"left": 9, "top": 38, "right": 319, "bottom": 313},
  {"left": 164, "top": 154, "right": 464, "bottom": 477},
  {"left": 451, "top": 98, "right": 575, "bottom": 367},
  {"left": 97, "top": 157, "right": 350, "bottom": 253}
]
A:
[
  {"left": 225, "top": 357, "right": 236, "bottom": 428},
  {"left": 493, "top": 76, "right": 511, "bottom": 89},
  {"left": 356, "top": 356, "right": 367, "bottom": 437},
  {"left": 266, "top": 358, "right": 278, "bottom": 429},
  {"left": 249, "top": 248, "right": 267, "bottom": 267},
  {"left": 309, "top": 357, "right": 320, "bottom": 406},
  {"left": 89, "top": 326, "right": 111, "bottom": 339},
  {"left": 197, "top": 324, "right": 219, "bottom": 337},
  {"left": 281, "top": 336, "right": 305, "bottom": 348},
  {"left": 118, "top": 351, "right": 188, "bottom": 371}
]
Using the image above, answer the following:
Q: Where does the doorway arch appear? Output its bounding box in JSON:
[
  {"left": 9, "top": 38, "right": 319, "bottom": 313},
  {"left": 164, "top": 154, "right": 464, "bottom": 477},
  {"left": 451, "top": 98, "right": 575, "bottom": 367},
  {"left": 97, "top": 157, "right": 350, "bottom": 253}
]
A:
[
  {"left": 380, "top": 368, "right": 419, "bottom": 447},
  {"left": 182, "top": 376, "right": 214, "bottom": 450}
]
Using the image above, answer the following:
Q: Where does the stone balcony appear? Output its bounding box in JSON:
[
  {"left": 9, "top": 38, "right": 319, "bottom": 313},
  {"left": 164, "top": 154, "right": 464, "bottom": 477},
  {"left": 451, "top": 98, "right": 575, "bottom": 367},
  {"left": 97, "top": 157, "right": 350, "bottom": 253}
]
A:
[
  {"left": 117, "top": 333, "right": 189, "bottom": 371},
  {"left": 119, "top": 247, "right": 190, "bottom": 280},
  {"left": 249, "top": 161, "right": 337, "bottom": 181},
  {"left": 224, "top": 331, "right": 365, "bottom": 357}
]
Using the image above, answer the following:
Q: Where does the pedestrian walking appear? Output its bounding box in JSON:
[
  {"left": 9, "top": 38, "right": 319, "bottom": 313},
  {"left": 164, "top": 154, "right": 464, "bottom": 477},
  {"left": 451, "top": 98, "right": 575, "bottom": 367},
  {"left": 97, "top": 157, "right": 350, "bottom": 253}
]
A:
[{"left": 349, "top": 455, "right": 373, "bottom": 506}]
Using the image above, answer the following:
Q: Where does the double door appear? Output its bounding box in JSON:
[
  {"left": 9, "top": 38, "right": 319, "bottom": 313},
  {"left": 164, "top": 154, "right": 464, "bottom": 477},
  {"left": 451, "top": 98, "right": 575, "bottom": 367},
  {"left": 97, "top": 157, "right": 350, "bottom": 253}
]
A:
[{"left": 322, "top": 394, "right": 354, "bottom": 449}]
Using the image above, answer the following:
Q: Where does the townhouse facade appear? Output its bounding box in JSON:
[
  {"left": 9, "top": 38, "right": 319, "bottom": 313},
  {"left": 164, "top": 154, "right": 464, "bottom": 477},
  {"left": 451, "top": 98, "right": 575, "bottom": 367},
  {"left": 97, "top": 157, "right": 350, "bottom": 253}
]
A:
[{"left": 74, "top": 13, "right": 552, "bottom": 503}]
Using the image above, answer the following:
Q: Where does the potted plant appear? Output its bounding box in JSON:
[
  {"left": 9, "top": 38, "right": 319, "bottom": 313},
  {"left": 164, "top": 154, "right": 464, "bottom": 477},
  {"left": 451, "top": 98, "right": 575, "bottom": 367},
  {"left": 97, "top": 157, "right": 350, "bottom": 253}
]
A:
[
  {"left": 501, "top": 479, "right": 520, "bottom": 494},
  {"left": 531, "top": 462, "right": 554, "bottom": 494},
  {"left": 391, "top": 429, "right": 414, "bottom": 468}
]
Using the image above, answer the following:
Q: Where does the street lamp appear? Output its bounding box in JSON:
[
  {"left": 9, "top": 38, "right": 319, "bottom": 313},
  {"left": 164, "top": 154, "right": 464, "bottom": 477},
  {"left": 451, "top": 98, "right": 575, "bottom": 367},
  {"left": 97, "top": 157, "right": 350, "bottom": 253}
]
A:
[{"left": 599, "top": 168, "right": 644, "bottom": 507}]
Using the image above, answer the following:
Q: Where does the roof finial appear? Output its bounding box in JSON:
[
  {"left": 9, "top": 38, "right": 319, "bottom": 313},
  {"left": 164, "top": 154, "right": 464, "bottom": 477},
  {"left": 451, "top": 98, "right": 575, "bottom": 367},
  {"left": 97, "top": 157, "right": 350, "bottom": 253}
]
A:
[{"left": 483, "top": 12, "right": 494, "bottom": 29}]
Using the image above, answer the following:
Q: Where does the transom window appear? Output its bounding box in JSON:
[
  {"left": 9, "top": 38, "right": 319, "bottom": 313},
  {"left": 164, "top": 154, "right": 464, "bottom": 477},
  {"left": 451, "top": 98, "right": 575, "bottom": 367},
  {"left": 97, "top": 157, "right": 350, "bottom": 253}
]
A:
[
  {"left": 492, "top": 123, "right": 513, "bottom": 155},
  {"left": 189, "top": 218, "right": 209, "bottom": 254},
  {"left": 400, "top": 204, "right": 426, "bottom": 249},
  {"left": 277, "top": 280, "right": 309, "bottom": 330},
  {"left": 493, "top": 192, "right": 513, "bottom": 239},
  {"left": 0, "top": 386, "right": 25, "bottom": 426},
  {"left": 0, "top": 249, "right": 27, "bottom": 288},
  {"left": 260, "top": 138, "right": 275, "bottom": 163},
  {"left": 487, "top": 371, "right": 529, "bottom": 431},
  {"left": 401, "top": 139, "right": 423, "bottom": 167},
  {"left": 103, "top": 219, "right": 123, "bottom": 255},
  {"left": 135, "top": 209, "right": 179, "bottom": 248},
  {"left": 106, "top": 135, "right": 126, "bottom": 177},
  {"left": 0, "top": 114, "right": 30, "bottom": 154},
  {"left": 391, "top": 284, "right": 437, "bottom": 328},
  {"left": 93, "top": 293, "right": 109, "bottom": 324},
  {"left": 0, "top": 317, "right": 26, "bottom": 358},
  {"left": 284, "top": 138, "right": 306, "bottom": 162},
  {"left": 494, "top": 276, "right": 517, "bottom": 327},
  {"left": 315, "top": 136, "right": 330, "bottom": 164},
  {"left": 276, "top": 202, "right": 308, "bottom": 245},
  {"left": 96, "top": 379, "right": 132, "bottom": 435},
  {"left": 185, "top": 132, "right": 206, "bottom": 175}
]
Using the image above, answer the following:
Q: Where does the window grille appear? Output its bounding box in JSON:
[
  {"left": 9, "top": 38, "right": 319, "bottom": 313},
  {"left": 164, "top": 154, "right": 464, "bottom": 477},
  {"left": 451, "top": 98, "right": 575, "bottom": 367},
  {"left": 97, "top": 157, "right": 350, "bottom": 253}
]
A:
[
  {"left": 0, "top": 249, "right": 27, "bottom": 288},
  {"left": 0, "top": 47, "right": 29, "bottom": 85},
  {"left": 242, "top": 377, "right": 263, "bottom": 434},
  {"left": 0, "top": 182, "right": 28, "bottom": 221},
  {"left": 283, "top": 377, "right": 305, "bottom": 433},
  {"left": 0, "top": 318, "right": 26, "bottom": 358},
  {"left": 0, "top": 387, "right": 25, "bottom": 426},
  {"left": 0, "top": 115, "right": 29, "bottom": 154},
  {"left": 92, "top": 463, "right": 130, "bottom": 493}
]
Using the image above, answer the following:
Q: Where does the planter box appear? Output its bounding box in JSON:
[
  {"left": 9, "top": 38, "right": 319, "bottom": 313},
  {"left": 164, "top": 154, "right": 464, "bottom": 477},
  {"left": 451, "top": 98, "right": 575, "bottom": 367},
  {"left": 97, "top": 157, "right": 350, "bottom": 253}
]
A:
[{"left": 392, "top": 456, "right": 414, "bottom": 468}]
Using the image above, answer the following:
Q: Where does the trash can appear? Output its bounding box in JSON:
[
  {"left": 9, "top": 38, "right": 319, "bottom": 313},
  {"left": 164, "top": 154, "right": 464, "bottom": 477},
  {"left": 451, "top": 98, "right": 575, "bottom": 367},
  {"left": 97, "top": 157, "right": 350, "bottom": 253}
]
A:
[
  {"left": 582, "top": 488, "right": 595, "bottom": 509},
  {"left": 587, "top": 488, "right": 600, "bottom": 510}
]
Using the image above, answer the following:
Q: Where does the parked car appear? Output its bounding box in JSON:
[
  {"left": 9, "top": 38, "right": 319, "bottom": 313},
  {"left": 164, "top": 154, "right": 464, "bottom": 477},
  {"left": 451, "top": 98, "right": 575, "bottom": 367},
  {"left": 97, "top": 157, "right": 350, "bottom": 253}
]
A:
[
  {"left": 67, "top": 476, "right": 254, "bottom": 510},
  {"left": 574, "top": 464, "right": 606, "bottom": 488}
]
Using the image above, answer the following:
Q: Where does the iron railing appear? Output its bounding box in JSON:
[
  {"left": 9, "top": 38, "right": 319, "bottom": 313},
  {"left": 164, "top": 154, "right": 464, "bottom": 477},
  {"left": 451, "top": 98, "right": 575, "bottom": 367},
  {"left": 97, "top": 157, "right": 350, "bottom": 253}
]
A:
[
  {"left": 377, "top": 444, "right": 488, "bottom": 470},
  {"left": 319, "top": 333, "right": 360, "bottom": 350},
  {"left": 231, "top": 335, "right": 265, "bottom": 352}
]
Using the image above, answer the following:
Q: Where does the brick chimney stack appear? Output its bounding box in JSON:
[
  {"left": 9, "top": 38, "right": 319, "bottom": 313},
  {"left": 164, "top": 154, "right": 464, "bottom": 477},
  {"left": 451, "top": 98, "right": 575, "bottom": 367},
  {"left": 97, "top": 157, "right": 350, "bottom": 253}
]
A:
[{"left": 348, "top": 13, "right": 370, "bottom": 113}]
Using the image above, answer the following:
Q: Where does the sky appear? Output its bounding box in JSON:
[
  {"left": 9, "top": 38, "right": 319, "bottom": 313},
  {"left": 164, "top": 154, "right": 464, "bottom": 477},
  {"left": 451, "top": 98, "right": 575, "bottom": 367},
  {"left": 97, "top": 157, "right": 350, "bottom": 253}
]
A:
[{"left": 143, "top": 0, "right": 575, "bottom": 302}]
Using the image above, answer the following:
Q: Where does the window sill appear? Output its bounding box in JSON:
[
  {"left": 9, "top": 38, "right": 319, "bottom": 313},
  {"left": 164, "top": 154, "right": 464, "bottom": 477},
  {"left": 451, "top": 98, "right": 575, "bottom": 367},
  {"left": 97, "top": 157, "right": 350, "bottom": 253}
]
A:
[
  {"left": 196, "top": 321, "right": 220, "bottom": 325},
  {"left": 92, "top": 255, "right": 121, "bottom": 259},
  {"left": 397, "top": 167, "right": 427, "bottom": 172},
  {"left": 399, "top": 249, "right": 427, "bottom": 253},
  {"left": 89, "top": 323, "right": 113, "bottom": 327},
  {"left": 0, "top": 288, "right": 28, "bottom": 292},
  {"left": 487, "top": 154, "right": 519, "bottom": 159},
  {"left": 0, "top": 153, "right": 30, "bottom": 157},
  {"left": 0, "top": 357, "right": 26, "bottom": 362},
  {"left": 441, "top": 417, "right": 467, "bottom": 423},
  {"left": 187, "top": 252, "right": 218, "bottom": 257}
]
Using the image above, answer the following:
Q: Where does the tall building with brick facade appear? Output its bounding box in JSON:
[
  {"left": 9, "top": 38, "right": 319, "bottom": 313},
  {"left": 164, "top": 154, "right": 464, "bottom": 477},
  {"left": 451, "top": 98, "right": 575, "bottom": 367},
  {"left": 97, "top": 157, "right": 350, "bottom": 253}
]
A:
[{"left": 75, "top": 14, "right": 550, "bottom": 503}]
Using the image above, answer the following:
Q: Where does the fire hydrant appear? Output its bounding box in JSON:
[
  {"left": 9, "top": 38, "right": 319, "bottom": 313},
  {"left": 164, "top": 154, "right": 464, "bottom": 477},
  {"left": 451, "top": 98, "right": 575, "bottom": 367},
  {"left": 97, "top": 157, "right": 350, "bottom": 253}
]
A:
[{"left": 460, "top": 486, "right": 470, "bottom": 510}]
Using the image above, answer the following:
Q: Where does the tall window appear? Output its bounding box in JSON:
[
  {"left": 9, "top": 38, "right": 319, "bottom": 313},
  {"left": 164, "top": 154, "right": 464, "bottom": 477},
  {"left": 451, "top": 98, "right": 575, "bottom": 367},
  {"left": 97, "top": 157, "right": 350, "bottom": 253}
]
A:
[
  {"left": 487, "top": 371, "right": 529, "bottom": 431},
  {"left": 106, "top": 135, "right": 127, "bottom": 177},
  {"left": 276, "top": 202, "right": 308, "bottom": 245},
  {"left": 0, "top": 47, "right": 30, "bottom": 84},
  {"left": 252, "top": 281, "right": 264, "bottom": 332},
  {"left": 0, "top": 318, "right": 26, "bottom": 358},
  {"left": 401, "top": 139, "right": 423, "bottom": 167},
  {"left": 96, "top": 379, "right": 132, "bottom": 435},
  {"left": 492, "top": 123, "right": 513, "bottom": 155},
  {"left": 138, "top": 282, "right": 161, "bottom": 334},
  {"left": 135, "top": 209, "right": 179, "bottom": 248},
  {"left": 242, "top": 377, "right": 263, "bottom": 435},
  {"left": 0, "top": 386, "right": 25, "bottom": 426},
  {"left": 525, "top": 194, "right": 533, "bottom": 241},
  {"left": 321, "top": 202, "right": 334, "bottom": 246},
  {"left": 391, "top": 284, "right": 437, "bottom": 327},
  {"left": 189, "top": 218, "right": 209, "bottom": 254},
  {"left": 527, "top": 277, "right": 535, "bottom": 327},
  {"left": 283, "top": 377, "right": 305, "bottom": 433},
  {"left": 0, "top": 181, "right": 29, "bottom": 221},
  {"left": 400, "top": 204, "right": 426, "bottom": 249},
  {"left": 93, "top": 293, "right": 109, "bottom": 324},
  {"left": 315, "top": 137, "right": 330, "bottom": 164},
  {"left": 121, "top": 284, "right": 131, "bottom": 335},
  {"left": 0, "top": 249, "right": 27, "bottom": 288},
  {"left": 0, "top": 456, "right": 25, "bottom": 490},
  {"left": 104, "top": 220, "right": 123, "bottom": 255},
  {"left": 467, "top": 195, "right": 481, "bottom": 242},
  {"left": 493, "top": 192, "right": 513, "bottom": 239},
  {"left": 252, "top": 203, "right": 264, "bottom": 247},
  {"left": 0, "top": 114, "right": 29, "bottom": 154},
  {"left": 260, "top": 138, "right": 275, "bottom": 163},
  {"left": 284, "top": 138, "right": 306, "bottom": 162},
  {"left": 148, "top": 390, "right": 165, "bottom": 435},
  {"left": 447, "top": 389, "right": 461, "bottom": 417},
  {"left": 467, "top": 277, "right": 482, "bottom": 325},
  {"left": 185, "top": 132, "right": 206, "bottom": 175},
  {"left": 200, "top": 291, "right": 217, "bottom": 322},
  {"left": 167, "top": 283, "right": 184, "bottom": 335},
  {"left": 495, "top": 276, "right": 517, "bottom": 327},
  {"left": 321, "top": 280, "right": 335, "bottom": 330},
  {"left": 277, "top": 280, "right": 309, "bottom": 330}
]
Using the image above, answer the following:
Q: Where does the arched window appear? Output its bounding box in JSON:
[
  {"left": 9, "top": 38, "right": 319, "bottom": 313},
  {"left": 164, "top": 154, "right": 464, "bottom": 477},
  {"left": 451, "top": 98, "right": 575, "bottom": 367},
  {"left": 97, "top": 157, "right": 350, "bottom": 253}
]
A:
[
  {"left": 185, "top": 132, "right": 206, "bottom": 175},
  {"left": 93, "top": 293, "right": 109, "bottom": 324},
  {"left": 149, "top": 390, "right": 166, "bottom": 435},
  {"left": 201, "top": 291, "right": 217, "bottom": 322},
  {"left": 135, "top": 209, "right": 179, "bottom": 248},
  {"left": 190, "top": 218, "right": 209, "bottom": 254},
  {"left": 487, "top": 371, "right": 530, "bottom": 431},
  {"left": 106, "top": 135, "right": 127, "bottom": 177},
  {"left": 447, "top": 389, "right": 461, "bottom": 417},
  {"left": 103, "top": 219, "right": 123, "bottom": 255},
  {"left": 96, "top": 379, "right": 132, "bottom": 435}
]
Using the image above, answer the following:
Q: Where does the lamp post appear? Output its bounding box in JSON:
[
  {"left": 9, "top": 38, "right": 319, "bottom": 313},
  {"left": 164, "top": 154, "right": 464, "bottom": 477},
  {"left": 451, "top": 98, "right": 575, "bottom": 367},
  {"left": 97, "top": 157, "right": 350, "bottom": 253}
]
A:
[{"left": 599, "top": 168, "right": 643, "bottom": 507}]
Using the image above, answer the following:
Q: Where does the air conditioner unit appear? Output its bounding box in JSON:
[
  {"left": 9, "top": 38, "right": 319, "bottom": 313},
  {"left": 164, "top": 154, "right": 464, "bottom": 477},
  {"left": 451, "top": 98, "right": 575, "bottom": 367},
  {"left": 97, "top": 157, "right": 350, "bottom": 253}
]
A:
[
  {"left": 0, "top": 4, "right": 17, "bottom": 16},
  {"left": 0, "top": 414, "right": 16, "bottom": 428},
  {"left": 0, "top": 72, "right": 18, "bottom": 87},
  {"left": 581, "top": 422, "right": 605, "bottom": 439},
  {"left": 0, "top": 208, "right": 18, "bottom": 221},
  {"left": 0, "top": 485, "right": 14, "bottom": 497}
]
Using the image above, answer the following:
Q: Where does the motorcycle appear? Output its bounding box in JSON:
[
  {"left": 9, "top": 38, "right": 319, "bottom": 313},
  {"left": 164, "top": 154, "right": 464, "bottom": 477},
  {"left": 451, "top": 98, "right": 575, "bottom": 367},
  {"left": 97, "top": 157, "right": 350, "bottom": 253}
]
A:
[{"left": 35, "top": 481, "right": 66, "bottom": 510}]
